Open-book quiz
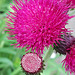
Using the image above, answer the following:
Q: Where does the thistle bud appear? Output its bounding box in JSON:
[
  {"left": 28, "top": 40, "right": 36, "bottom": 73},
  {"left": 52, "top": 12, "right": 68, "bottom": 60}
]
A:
[
  {"left": 21, "top": 52, "right": 44, "bottom": 75},
  {"left": 54, "top": 33, "right": 75, "bottom": 55}
]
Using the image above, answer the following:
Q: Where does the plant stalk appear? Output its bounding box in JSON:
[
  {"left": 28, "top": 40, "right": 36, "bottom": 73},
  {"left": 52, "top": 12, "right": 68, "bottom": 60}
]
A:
[{"left": 43, "top": 45, "right": 53, "bottom": 62}]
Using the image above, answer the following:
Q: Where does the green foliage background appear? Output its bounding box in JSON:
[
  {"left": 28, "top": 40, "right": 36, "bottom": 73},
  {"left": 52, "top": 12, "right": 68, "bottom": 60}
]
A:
[{"left": 0, "top": 0, "right": 74, "bottom": 75}]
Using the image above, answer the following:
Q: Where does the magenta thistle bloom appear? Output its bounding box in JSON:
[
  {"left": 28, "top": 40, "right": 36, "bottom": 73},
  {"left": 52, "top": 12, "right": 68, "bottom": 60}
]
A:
[
  {"left": 66, "top": 0, "right": 75, "bottom": 9},
  {"left": 57, "top": 0, "right": 75, "bottom": 9},
  {"left": 21, "top": 52, "right": 43, "bottom": 75},
  {"left": 62, "top": 44, "right": 75, "bottom": 73},
  {"left": 54, "top": 33, "right": 75, "bottom": 73},
  {"left": 6, "top": 0, "right": 74, "bottom": 55}
]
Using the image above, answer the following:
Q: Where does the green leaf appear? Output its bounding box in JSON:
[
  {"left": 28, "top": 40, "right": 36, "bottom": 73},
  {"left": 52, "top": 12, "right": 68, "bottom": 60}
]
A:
[
  {"left": 0, "top": 47, "right": 16, "bottom": 55},
  {"left": 0, "top": 0, "right": 12, "bottom": 8},
  {"left": 0, "top": 57, "right": 13, "bottom": 67},
  {"left": 11, "top": 67, "right": 22, "bottom": 75},
  {"left": 0, "top": 63, "right": 7, "bottom": 68}
]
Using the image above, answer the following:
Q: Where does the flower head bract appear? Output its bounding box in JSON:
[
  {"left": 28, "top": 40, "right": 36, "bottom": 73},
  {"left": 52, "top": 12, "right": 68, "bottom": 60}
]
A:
[{"left": 54, "top": 33, "right": 75, "bottom": 55}]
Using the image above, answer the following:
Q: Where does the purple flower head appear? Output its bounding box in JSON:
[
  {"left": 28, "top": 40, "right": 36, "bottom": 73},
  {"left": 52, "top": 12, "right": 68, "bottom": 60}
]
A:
[
  {"left": 66, "top": 0, "right": 75, "bottom": 9},
  {"left": 21, "top": 52, "right": 44, "bottom": 75},
  {"left": 57, "top": 0, "right": 75, "bottom": 9},
  {"left": 62, "top": 44, "right": 75, "bottom": 73},
  {"left": 54, "top": 33, "right": 75, "bottom": 73},
  {"left": 6, "top": 0, "right": 74, "bottom": 55}
]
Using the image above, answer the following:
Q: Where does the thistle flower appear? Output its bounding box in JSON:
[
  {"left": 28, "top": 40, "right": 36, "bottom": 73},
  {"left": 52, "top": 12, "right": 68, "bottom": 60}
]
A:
[
  {"left": 6, "top": 0, "right": 74, "bottom": 55},
  {"left": 54, "top": 33, "right": 75, "bottom": 73},
  {"left": 54, "top": 33, "right": 75, "bottom": 55},
  {"left": 21, "top": 52, "right": 44, "bottom": 75},
  {"left": 57, "top": 0, "right": 75, "bottom": 9},
  {"left": 66, "top": 0, "right": 75, "bottom": 9},
  {"left": 62, "top": 44, "right": 75, "bottom": 73}
]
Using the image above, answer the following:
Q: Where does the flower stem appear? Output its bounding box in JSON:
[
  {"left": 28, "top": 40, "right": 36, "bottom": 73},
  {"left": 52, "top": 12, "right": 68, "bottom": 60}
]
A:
[
  {"left": 43, "top": 45, "right": 53, "bottom": 62},
  {"left": 0, "top": 41, "right": 5, "bottom": 48}
]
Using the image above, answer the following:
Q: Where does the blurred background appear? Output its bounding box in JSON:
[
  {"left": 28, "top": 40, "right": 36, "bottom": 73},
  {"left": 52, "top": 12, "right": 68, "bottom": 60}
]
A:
[{"left": 0, "top": 0, "right": 75, "bottom": 75}]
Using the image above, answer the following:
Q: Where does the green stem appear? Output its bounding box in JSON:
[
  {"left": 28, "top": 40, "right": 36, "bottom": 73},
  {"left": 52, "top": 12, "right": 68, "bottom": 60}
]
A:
[
  {"left": 43, "top": 45, "right": 53, "bottom": 62},
  {"left": 11, "top": 67, "right": 21, "bottom": 75},
  {"left": 0, "top": 41, "right": 5, "bottom": 48}
]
